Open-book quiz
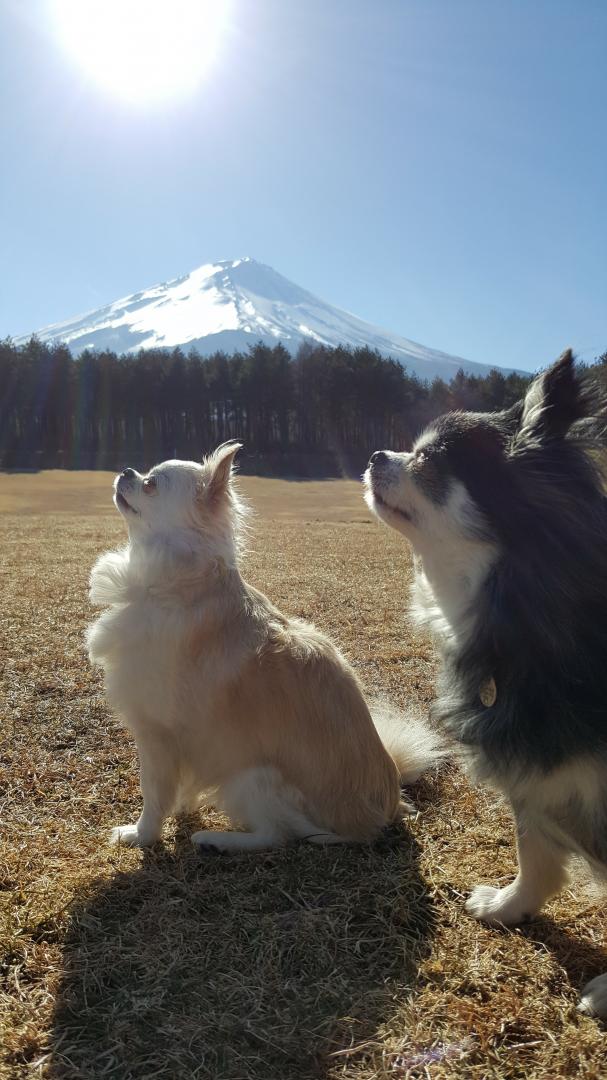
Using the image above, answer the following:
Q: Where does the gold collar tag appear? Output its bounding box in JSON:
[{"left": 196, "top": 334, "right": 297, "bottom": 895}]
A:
[{"left": 479, "top": 676, "right": 497, "bottom": 708}]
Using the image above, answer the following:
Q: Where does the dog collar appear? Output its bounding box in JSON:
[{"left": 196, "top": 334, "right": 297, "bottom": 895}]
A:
[{"left": 479, "top": 676, "right": 497, "bottom": 708}]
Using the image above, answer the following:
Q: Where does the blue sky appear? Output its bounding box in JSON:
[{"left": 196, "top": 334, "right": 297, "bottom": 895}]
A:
[{"left": 1, "top": 0, "right": 605, "bottom": 372}]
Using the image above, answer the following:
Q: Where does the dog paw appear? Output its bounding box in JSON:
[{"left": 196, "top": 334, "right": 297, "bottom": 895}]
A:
[
  {"left": 191, "top": 829, "right": 276, "bottom": 853},
  {"left": 579, "top": 974, "right": 607, "bottom": 1018},
  {"left": 110, "top": 823, "right": 154, "bottom": 847},
  {"left": 193, "top": 841, "right": 223, "bottom": 856},
  {"left": 465, "top": 884, "right": 530, "bottom": 926},
  {"left": 396, "top": 796, "right": 417, "bottom": 818},
  {"left": 190, "top": 830, "right": 227, "bottom": 853}
]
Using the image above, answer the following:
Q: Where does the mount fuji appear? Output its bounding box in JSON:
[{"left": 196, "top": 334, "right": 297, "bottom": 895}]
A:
[{"left": 17, "top": 258, "right": 499, "bottom": 382}]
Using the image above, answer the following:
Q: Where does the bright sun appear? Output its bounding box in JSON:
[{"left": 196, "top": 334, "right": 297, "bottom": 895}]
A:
[{"left": 51, "top": 0, "right": 228, "bottom": 105}]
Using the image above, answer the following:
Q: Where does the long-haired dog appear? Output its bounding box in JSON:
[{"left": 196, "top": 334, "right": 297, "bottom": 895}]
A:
[
  {"left": 365, "top": 350, "right": 607, "bottom": 1016},
  {"left": 87, "top": 441, "right": 439, "bottom": 854}
]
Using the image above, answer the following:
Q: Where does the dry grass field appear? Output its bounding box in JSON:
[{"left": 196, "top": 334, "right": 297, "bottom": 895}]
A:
[{"left": 1, "top": 471, "right": 606, "bottom": 1079}]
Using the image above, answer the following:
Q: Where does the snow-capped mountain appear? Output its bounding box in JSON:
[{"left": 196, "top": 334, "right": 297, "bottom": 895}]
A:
[{"left": 17, "top": 258, "right": 496, "bottom": 382}]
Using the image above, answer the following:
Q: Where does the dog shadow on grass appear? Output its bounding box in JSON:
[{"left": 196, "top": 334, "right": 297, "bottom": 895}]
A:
[
  {"left": 50, "top": 818, "right": 435, "bottom": 1080},
  {"left": 520, "top": 914, "right": 607, "bottom": 1002}
]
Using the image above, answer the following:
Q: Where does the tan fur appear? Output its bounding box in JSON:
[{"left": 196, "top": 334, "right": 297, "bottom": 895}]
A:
[{"left": 184, "top": 573, "right": 401, "bottom": 841}]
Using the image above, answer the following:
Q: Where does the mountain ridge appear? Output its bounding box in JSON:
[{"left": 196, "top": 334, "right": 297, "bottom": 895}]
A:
[{"left": 15, "top": 257, "right": 508, "bottom": 382}]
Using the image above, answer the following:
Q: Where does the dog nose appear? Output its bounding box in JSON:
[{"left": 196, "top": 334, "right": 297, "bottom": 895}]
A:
[
  {"left": 120, "top": 467, "right": 136, "bottom": 479},
  {"left": 369, "top": 450, "right": 388, "bottom": 466}
]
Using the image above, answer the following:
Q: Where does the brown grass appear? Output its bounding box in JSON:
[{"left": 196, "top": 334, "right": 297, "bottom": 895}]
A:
[{"left": 1, "top": 471, "right": 606, "bottom": 1079}]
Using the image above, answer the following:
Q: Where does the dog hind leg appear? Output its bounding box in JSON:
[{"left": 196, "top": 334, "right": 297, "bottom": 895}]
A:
[
  {"left": 191, "top": 766, "right": 346, "bottom": 852},
  {"left": 466, "top": 822, "right": 569, "bottom": 925}
]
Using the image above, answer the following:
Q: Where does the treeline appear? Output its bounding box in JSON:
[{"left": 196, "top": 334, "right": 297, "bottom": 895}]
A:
[{"left": 0, "top": 336, "right": 533, "bottom": 474}]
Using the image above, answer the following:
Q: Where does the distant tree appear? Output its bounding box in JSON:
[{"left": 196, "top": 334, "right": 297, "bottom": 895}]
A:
[{"left": 0, "top": 337, "right": 542, "bottom": 474}]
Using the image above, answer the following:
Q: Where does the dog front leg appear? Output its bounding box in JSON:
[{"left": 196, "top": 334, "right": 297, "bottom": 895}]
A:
[
  {"left": 466, "top": 821, "right": 569, "bottom": 925},
  {"left": 111, "top": 730, "right": 180, "bottom": 848}
]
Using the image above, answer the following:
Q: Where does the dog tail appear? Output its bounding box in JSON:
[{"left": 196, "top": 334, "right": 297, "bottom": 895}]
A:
[{"left": 370, "top": 699, "right": 446, "bottom": 783}]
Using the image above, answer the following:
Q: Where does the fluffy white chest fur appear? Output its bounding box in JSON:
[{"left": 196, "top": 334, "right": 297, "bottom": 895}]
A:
[
  {"left": 87, "top": 563, "right": 238, "bottom": 734},
  {"left": 410, "top": 531, "right": 498, "bottom": 652}
]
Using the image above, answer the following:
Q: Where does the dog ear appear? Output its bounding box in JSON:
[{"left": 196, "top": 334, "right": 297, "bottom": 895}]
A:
[
  {"left": 495, "top": 399, "right": 525, "bottom": 436},
  {"left": 515, "top": 349, "right": 582, "bottom": 444},
  {"left": 204, "top": 441, "right": 242, "bottom": 499}
]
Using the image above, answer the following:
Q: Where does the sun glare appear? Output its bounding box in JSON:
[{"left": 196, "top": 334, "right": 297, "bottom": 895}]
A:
[{"left": 51, "top": 0, "right": 228, "bottom": 105}]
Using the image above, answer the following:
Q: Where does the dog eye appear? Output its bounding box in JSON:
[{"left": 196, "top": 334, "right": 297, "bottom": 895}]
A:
[{"left": 142, "top": 477, "right": 157, "bottom": 494}]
